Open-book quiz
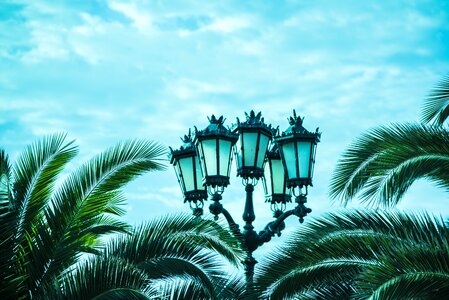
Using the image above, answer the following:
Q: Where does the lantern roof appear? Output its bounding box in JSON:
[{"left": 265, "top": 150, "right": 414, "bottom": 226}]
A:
[
  {"left": 275, "top": 110, "right": 321, "bottom": 143},
  {"left": 233, "top": 110, "right": 276, "bottom": 136},
  {"left": 169, "top": 129, "right": 196, "bottom": 164},
  {"left": 194, "top": 115, "right": 239, "bottom": 142}
]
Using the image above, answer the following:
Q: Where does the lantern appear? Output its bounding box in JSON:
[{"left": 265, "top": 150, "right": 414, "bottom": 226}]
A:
[
  {"left": 233, "top": 110, "right": 275, "bottom": 179},
  {"left": 194, "top": 115, "right": 238, "bottom": 188},
  {"left": 274, "top": 110, "right": 321, "bottom": 189},
  {"left": 262, "top": 144, "right": 291, "bottom": 204},
  {"left": 169, "top": 130, "right": 207, "bottom": 202}
]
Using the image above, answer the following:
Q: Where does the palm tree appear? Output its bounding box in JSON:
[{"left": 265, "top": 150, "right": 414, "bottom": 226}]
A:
[
  {"left": 255, "top": 209, "right": 449, "bottom": 299},
  {"left": 330, "top": 73, "right": 449, "bottom": 207},
  {"left": 0, "top": 134, "right": 167, "bottom": 298}
]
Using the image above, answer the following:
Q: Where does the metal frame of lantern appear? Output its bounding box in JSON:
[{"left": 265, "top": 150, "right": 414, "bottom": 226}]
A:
[{"left": 170, "top": 110, "right": 321, "bottom": 291}]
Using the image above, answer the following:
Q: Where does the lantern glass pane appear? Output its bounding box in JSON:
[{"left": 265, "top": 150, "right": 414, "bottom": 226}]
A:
[
  {"left": 201, "top": 139, "right": 218, "bottom": 176},
  {"left": 179, "top": 157, "right": 195, "bottom": 191},
  {"left": 219, "top": 139, "right": 232, "bottom": 176},
  {"left": 194, "top": 156, "right": 204, "bottom": 189},
  {"left": 271, "top": 159, "right": 285, "bottom": 194},
  {"left": 263, "top": 161, "right": 272, "bottom": 195},
  {"left": 256, "top": 134, "right": 270, "bottom": 168},
  {"left": 243, "top": 132, "right": 258, "bottom": 167},
  {"left": 281, "top": 142, "right": 297, "bottom": 179},
  {"left": 235, "top": 137, "right": 243, "bottom": 169},
  {"left": 310, "top": 143, "right": 317, "bottom": 178},
  {"left": 173, "top": 162, "right": 185, "bottom": 193},
  {"left": 197, "top": 142, "right": 206, "bottom": 176},
  {"left": 297, "top": 141, "right": 312, "bottom": 178}
]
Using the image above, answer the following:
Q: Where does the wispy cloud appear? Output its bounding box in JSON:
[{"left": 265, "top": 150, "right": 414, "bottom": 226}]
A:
[{"left": 1, "top": 0, "right": 449, "bottom": 239}]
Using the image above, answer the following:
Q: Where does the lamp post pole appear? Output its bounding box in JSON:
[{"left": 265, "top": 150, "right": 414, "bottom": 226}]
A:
[{"left": 170, "top": 110, "right": 321, "bottom": 296}]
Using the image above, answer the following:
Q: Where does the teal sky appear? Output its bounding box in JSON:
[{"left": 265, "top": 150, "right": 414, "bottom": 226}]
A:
[{"left": 1, "top": 0, "right": 449, "bottom": 251}]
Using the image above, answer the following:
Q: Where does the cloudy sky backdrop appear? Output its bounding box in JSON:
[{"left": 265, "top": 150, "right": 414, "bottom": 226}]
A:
[{"left": 1, "top": 0, "right": 449, "bottom": 254}]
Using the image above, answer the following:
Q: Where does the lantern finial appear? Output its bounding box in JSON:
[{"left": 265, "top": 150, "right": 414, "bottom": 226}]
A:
[
  {"left": 287, "top": 109, "right": 304, "bottom": 127},
  {"left": 208, "top": 115, "right": 225, "bottom": 125},
  {"left": 181, "top": 128, "right": 193, "bottom": 143}
]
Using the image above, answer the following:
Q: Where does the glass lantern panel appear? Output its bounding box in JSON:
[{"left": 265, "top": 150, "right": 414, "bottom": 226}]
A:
[
  {"left": 173, "top": 162, "right": 186, "bottom": 193},
  {"left": 201, "top": 139, "right": 218, "bottom": 176},
  {"left": 297, "top": 141, "right": 312, "bottom": 178},
  {"left": 243, "top": 132, "right": 258, "bottom": 167},
  {"left": 310, "top": 143, "right": 317, "bottom": 178},
  {"left": 219, "top": 139, "right": 232, "bottom": 176},
  {"left": 194, "top": 156, "right": 204, "bottom": 189},
  {"left": 256, "top": 134, "right": 270, "bottom": 169},
  {"left": 179, "top": 157, "right": 195, "bottom": 191},
  {"left": 281, "top": 142, "right": 297, "bottom": 179},
  {"left": 196, "top": 142, "right": 206, "bottom": 176},
  {"left": 263, "top": 161, "right": 272, "bottom": 195},
  {"left": 271, "top": 159, "right": 285, "bottom": 194},
  {"left": 235, "top": 136, "right": 243, "bottom": 169}
]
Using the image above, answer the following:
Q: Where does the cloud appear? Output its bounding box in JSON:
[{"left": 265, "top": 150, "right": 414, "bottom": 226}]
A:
[
  {"left": 1, "top": 0, "right": 449, "bottom": 231},
  {"left": 108, "top": 1, "right": 153, "bottom": 33},
  {"left": 201, "top": 16, "right": 251, "bottom": 33}
]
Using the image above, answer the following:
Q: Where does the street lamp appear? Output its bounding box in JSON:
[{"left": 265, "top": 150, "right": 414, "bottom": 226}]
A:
[{"left": 169, "top": 110, "right": 321, "bottom": 287}]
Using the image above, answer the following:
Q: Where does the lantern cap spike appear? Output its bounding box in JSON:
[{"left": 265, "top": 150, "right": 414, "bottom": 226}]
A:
[
  {"left": 287, "top": 109, "right": 304, "bottom": 127},
  {"left": 207, "top": 114, "right": 225, "bottom": 125},
  {"left": 233, "top": 110, "right": 276, "bottom": 136},
  {"left": 277, "top": 109, "right": 321, "bottom": 141},
  {"left": 195, "top": 114, "right": 239, "bottom": 142},
  {"left": 180, "top": 128, "right": 193, "bottom": 144},
  {"left": 169, "top": 129, "right": 197, "bottom": 164}
]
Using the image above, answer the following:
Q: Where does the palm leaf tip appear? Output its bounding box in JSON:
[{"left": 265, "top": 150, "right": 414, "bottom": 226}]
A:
[
  {"left": 329, "top": 123, "right": 449, "bottom": 207},
  {"left": 421, "top": 73, "right": 449, "bottom": 126}
]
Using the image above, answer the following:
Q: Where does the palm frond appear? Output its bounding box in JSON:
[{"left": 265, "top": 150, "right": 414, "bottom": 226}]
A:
[
  {"left": 29, "top": 140, "right": 166, "bottom": 295},
  {"left": 101, "top": 214, "right": 243, "bottom": 299},
  {"left": 12, "top": 133, "right": 78, "bottom": 241},
  {"left": 256, "top": 209, "right": 449, "bottom": 299},
  {"left": 368, "top": 272, "right": 449, "bottom": 300},
  {"left": 329, "top": 123, "right": 449, "bottom": 207},
  {"left": 0, "top": 148, "right": 20, "bottom": 297},
  {"left": 60, "top": 256, "right": 152, "bottom": 300},
  {"left": 421, "top": 73, "right": 449, "bottom": 126},
  {"left": 106, "top": 214, "right": 244, "bottom": 268},
  {"left": 260, "top": 261, "right": 364, "bottom": 300}
]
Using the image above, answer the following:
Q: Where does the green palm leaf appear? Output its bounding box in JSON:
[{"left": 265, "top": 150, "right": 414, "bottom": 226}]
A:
[
  {"left": 12, "top": 133, "right": 78, "bottom": 242},
  {"left": 29, "top": 139, "right": 166, "bottom": 295},
  {"left": 329, "top": 123, "right": 449, "bottom": 207},
  {"left": 60, "top": 256, "right": 152, "bottom": 300},
  {"left": 368, "top": 272, "right": 449, "bottom": 300},
  {"left": 105, "top": 214, "right": 243, "bottom": 296},
  {"left": 0, "top": 149, "right": 23, "bottom": 299},
  {"left": 256, "top": 209, "right": 449, "bottom": 299},
  {"left": 421, "top": 73, "right": 449, "bottom": 126},
  {"left": 60, "top": 214, "right": 244, "bottom": 299}
]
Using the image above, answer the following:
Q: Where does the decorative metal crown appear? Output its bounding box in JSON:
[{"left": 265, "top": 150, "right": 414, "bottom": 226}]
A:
[
  {"left": 180, "top": 128, "right": 193, "bottom": 144},
  {"left": 279, "top": 109, "right": 321, "bottom": 139},
  {"left": 207, "top": 115, "right": 225, "bottom": 125},
  {"left": 235, "top": 110, "right": 276, "bottom": 136},
  {"left": 195, "top": 114, "right": 239, "bottom": 141}
]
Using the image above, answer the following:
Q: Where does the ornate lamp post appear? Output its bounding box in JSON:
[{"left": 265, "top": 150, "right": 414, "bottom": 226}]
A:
[{"left": 169, "top": 110, "right": 321, "bottom": 288}]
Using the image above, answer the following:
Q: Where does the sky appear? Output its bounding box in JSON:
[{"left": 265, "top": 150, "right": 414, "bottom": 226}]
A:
[{"left": 1, "top": 0, "right": 449, "bottom": 257}]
